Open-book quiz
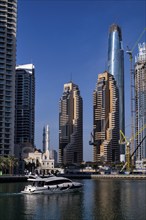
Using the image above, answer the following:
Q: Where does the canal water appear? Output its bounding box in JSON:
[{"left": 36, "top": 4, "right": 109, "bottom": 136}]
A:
[{"left": 0, "top": 179, "right": 146, "bottom": 220}]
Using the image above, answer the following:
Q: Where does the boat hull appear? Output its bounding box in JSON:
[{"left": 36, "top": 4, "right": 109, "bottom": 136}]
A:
[{"left": 21, "top": 186, "right": 82, "bottom": 194}]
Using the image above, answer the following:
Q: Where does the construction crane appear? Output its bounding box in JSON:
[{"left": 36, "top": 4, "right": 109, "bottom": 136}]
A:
[
  {"left": 120, "top": 135, "right": 146, "bottom": 173},
  {"left": 119, "top": 130, "right": 131, "bottom": 172},
  {"left": 89, "top": 132, "right": 97, "bottom": 146},
  {"left": 126, "top": 28, "right": 146, "bottom": 160},
  {"left": 120, "top": 124, "right": 146, "bottom": 173}
]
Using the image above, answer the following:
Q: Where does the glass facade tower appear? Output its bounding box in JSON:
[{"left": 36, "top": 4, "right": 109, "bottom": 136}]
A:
[
  {"left": 15, "top": 64, "right": 35, "bottom": 146},
  {"left": 107, "top": 24, "right": 125, "bottom": 161}
]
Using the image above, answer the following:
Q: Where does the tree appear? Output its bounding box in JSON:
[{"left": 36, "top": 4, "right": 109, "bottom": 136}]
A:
[
  {"left": 92, "top": 164, "right": 98, "bottom": 172},
  {"left": 7, "top": 156, "right": 18, "bottom": 175},
  {"left": 80, "top": 164, "right": 85, "bottom": 172},
  {"left": 0, "top": 157, "right": 5, "bottom": 174},
  {"left": 0, "top": 156, "right": 18, "bottom": 175},
  {"left": 25, "top": 161, "right": 35, "bottom": 173}
]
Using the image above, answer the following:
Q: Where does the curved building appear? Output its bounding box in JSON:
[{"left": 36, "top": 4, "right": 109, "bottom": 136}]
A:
[{"left": 107, "top": 24, "right": 125, "bottom": 161}]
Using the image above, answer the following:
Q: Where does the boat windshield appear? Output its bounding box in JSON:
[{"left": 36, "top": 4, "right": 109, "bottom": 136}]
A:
[
  {"left": 32, "top": 181, "right": 44, "bottom": 187},
  {"left": 45, "top": 179, "right": 72, "bottom": 186}
]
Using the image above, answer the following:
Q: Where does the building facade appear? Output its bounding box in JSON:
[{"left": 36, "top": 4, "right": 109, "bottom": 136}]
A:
[
  {"left": 15, "top": 64, "right": 35, "bottom": 146},
  {"left": 135, "top": 43, "right": 146, "bottom": 160},
  {"left": 59, "top": 82, "right": 83, "bottom": 165},
  {"left": 107, "top": 24, "right": 125, "bottom": 161},
  {"left": 0, "top": 0, "right": 17, "bottom": 156},
  {"left": 93, "top": 71, "right": 119, "bottom": 163},
  {"left": 24, "top": 149, "right": 54, "bottom": 175},
  {"left": 50, "top": 150, "right": 57, "bottom": 165}
]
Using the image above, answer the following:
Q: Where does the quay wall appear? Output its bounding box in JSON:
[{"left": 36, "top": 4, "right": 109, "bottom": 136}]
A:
[
  {"left": 1, "top": 174, "right": 146, "bottom": 183},
  {"left": 62, "top": 174, "right": 146, "bottom": 180}
]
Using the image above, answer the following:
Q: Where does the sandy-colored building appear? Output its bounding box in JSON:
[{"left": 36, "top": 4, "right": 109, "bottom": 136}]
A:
[
  {"left": 93, "top": 71, "right": 120, "bottom": 162},
  {"left": 24, "top": 149, "right": 54, "bottom": 174},
  {"left": 59, "top": 82, "right": 83, "bottom": 165}
]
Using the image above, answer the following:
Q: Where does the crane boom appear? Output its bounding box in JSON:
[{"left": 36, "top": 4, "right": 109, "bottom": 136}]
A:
[
  {"left": 131, "top": 28, "right": 146, "bottom": 52},
  {"left": 130, "top": 135, "right": 146, "bottom": 159}
]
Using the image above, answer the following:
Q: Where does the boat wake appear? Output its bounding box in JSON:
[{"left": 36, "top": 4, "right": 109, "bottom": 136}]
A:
[{"left": 0, "top": 192, "right": 22, "bottom": 197}]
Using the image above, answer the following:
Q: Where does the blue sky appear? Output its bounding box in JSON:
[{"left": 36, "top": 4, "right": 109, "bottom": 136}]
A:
[{"left": 17, "top": 0, "right": 146, "bottom": 161}]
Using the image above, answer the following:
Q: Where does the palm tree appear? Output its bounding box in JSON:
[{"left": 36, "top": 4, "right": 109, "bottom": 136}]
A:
[
  {"left": 0, "top": 157, "right": 5, "bottom": 174},
  {"left": 0, "top": 156, "right": 18, "bottom": 175},
  {"left": 0, "top": 156, "right": 9, "bottom": 174},
  {"left": 7, "top": 156, "right": 18, "bottom": 175}
]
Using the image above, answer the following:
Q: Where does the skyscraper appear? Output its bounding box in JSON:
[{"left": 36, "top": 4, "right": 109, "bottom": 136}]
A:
[
  {"left": 50, "top": 149, "right": 57, "bottom": 164},
  {"left": 107, "top": 24, "right": 125, "bottom": 161},
  {"left": 135, "top": 43, "right": 146, "bottom": 160},
  {"left": 0, "top": 0, "right": 17, "bottom": 156},
  {"left": 59, "top": 82, "right": 83, "bottom": 164},
  {"left": 15, "top": 64, "right": 35, "bottom": 147},
  {"left": 93, "top": 71, "right": 119, "bottom": 162}
]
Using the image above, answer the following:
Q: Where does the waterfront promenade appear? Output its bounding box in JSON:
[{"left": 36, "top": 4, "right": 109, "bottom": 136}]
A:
[
  {"left": 63, "top": 174, "right": 146, "bottom": 180},
  {"left": 0, "top": 174, "right": 146, "bottom": 182}
]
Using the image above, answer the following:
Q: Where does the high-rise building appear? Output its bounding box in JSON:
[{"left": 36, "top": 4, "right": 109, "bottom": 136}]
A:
[
  {"left": 135, "top": 43, "right": 146, "bottom": 160},
  {"left": 59, "top": 82, "right": 83, "bottom": 164},
  {"left": 93, "top": 71, "right": 119, "bottom": 162},
  {"left": 15, "top": 64, "right": 35, "bottom": 146},
  {"left": 107, "top": 24, "right": 125, "bottom": 161},
  {"left": 50, "top": 149, "right": 57, "bottom": 164},
  {"left": 0, "top": 0, "right": 17, "bottom": 156}
]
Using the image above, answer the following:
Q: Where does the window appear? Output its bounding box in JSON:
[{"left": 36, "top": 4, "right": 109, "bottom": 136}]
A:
[{"left": 45, "top": 179, "right": 71, "bottom": 186}]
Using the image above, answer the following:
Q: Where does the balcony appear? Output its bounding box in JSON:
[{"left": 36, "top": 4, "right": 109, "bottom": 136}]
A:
[{"left": 0, "top": 95, "right": 4, "bottom": 100}]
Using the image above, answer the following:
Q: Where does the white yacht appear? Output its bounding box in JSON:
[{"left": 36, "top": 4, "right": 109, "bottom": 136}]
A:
[{"left": 21, "top": 175, "right": 83, "bottom": 194}]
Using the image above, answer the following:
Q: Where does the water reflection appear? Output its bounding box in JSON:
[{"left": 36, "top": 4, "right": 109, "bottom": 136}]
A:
[
  {"left": 0, "top": 180, "right": 146, "bottom": 220},
  {"left": 90, "top": 180, "right": 125, "bottom": 219},
  {"left": 89, "top": 179, "right": 146, "bottom": 220},
  {"left": 22, "top": 192, "right": 84, "bottom": 220}
]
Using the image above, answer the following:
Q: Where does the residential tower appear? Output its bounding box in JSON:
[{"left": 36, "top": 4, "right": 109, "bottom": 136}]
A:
[
  {"left": 0, "top": 0, "right": 17, "bottom": 156},
  {"left": 59, "top": 82, "right": 83, "bottom": 164},
  {"left": 93, "top": 71, "right": 119, "bottom": 162}
]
